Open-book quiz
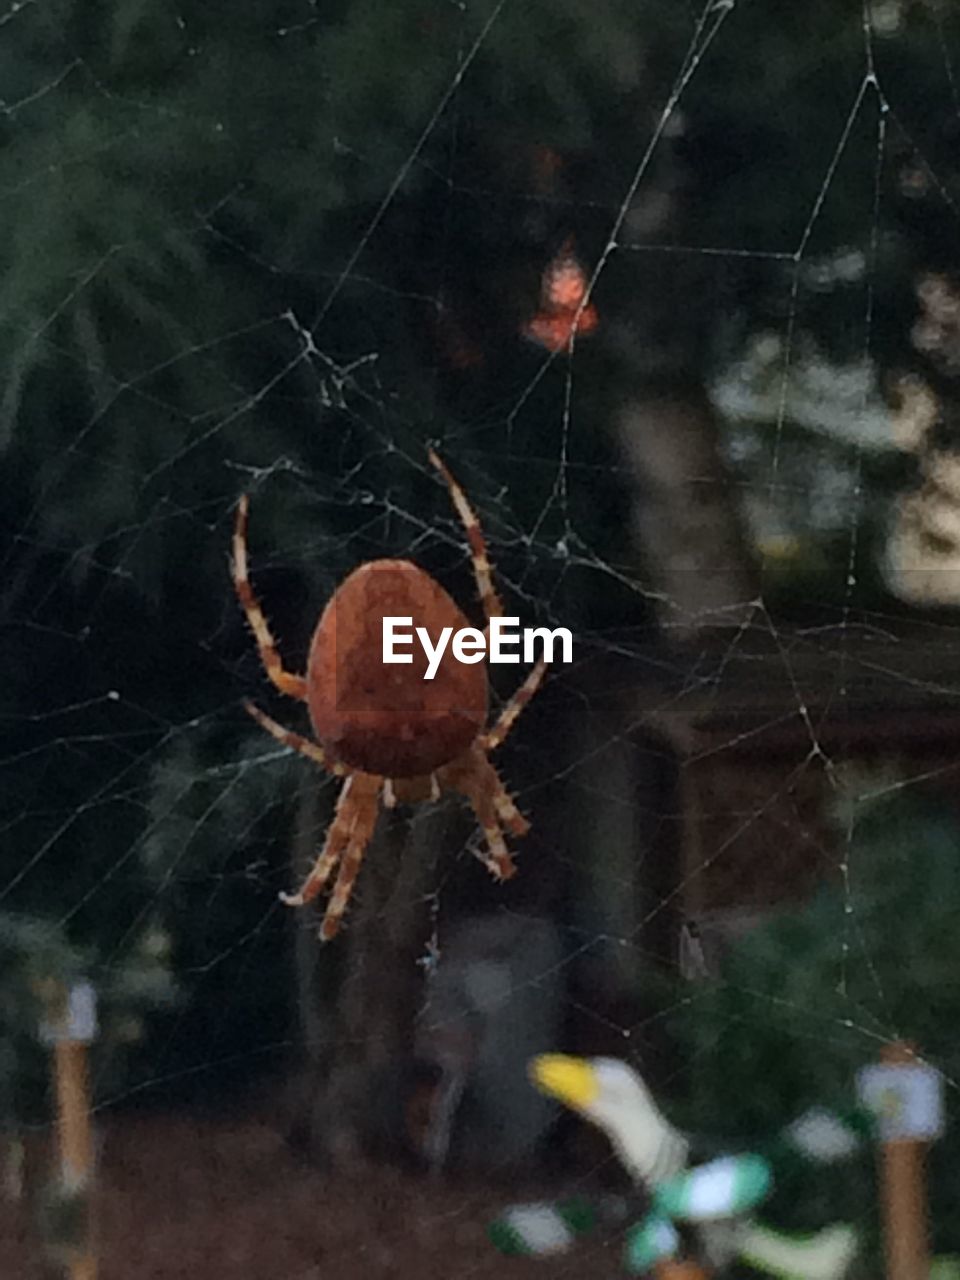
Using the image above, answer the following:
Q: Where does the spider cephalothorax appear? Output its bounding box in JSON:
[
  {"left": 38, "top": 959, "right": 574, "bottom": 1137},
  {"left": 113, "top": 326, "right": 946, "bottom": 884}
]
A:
[{"left": 232, "top": 449, "right": 547, "bottom": 940}]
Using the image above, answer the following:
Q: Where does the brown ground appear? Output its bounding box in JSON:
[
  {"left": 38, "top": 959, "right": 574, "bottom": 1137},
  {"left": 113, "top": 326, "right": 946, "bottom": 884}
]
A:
[{"left": 1, "top": 1106, "right": 625, "bottom": 1279}]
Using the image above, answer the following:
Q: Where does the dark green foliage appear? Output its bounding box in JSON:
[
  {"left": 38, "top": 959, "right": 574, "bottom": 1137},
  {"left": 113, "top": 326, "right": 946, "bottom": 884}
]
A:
[
  {"left": 671, "top": 784, "right": 960, "bottom": 1261},
  {"left": 0, "top": 910, "right": 174, "bottom": 1126},
  {"left": 3, "top": 0, "right": 960, "bottom": 1104}
]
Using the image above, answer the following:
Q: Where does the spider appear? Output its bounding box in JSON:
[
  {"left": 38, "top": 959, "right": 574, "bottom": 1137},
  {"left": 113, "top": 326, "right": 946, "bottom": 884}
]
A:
[{"left": 232, "top": 449, "right": 548, "bottom": 941}]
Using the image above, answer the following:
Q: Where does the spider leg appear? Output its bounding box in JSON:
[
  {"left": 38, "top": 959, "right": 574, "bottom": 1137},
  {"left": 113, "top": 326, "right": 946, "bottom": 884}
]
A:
[
  {"left": 280, "top": 776, "right": 358, "bottom": 907},
  {"left": 482, "top": 657, "right": 548, "bottom": 752},
  {"left": 243, "top": 700, "right": 347, "bottom": 776},
  {"left": 232, "top": 494, "right": 308, "bottom": 701},
  {"left": 428, "top": 450, "right": 505, "bottom": 630},
  {"left": 491, "top": 784, "right": 530, "bottom": 839},
  {"left": 318, "top": 774, "right": 382, "bottom": 941},
  {"left": 443, "top": 751, "right": 517, "bottom": 881},
  {"left": 429, "top": 452, "right": 549, "bottom": 740},
  {"left": 471, "top": 797, "right": 516, "bottom": 881}
]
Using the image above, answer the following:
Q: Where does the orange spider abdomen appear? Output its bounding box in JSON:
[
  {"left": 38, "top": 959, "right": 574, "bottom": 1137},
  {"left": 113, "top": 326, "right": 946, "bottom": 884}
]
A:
[{"left": 306, "top": 559, "right": 489, "bottom": 778}]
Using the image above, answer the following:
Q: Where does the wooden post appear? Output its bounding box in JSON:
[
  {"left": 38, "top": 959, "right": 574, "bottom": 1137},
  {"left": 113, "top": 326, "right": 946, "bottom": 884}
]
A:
[
  {"left": 55, "top": 1039, "right": 94, "bottom": 1187},
  {"left": 54, "top": 1040, "right": 96, "bottom": 1280},
  {"left": 879, "top": 1042, "right": 930, "bottom": 1280},
  {"left": 654, "top": 1261, "right": 710, "bottom": 1280},
  {"left": 42, "top": 983, "right": 98, "bottom": 1280}
]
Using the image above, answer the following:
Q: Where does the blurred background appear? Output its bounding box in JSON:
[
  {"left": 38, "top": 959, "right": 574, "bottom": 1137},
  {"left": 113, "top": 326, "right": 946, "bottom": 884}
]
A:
[{"left": 3, "top": 1, "right": 960, "bottom": 1276}]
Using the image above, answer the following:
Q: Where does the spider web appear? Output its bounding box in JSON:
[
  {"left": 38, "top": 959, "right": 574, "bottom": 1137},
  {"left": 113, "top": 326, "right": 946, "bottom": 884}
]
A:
[{"left": 2, "top": 1, "right": 960, "bottom": 1275}]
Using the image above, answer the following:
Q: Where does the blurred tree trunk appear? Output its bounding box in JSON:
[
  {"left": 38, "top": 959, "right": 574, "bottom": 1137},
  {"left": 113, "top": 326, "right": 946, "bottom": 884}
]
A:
[
  {"left": 286, "top": 786, "right": 443, "bottom": 1167},
  {"left": 603, "top": 108, "right": 757, "bottom": 640},
  {"left": 614, "top": 382, "right": 757, "bottom": 638},
  {"left": 555, "top": 130, "right": 759, "bottom": 1030}
]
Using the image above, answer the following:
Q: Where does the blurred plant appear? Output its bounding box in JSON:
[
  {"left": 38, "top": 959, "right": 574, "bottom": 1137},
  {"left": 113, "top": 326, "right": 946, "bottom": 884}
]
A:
[
  {"left": 0, "top": 909, "right": 176, "bottom": 1128},
  {"left": 138, "top": 727, "right": 301, "bottom": 1071},
  {"left": 669, "top": 775, "right": 960, "bottom": 1264}
]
